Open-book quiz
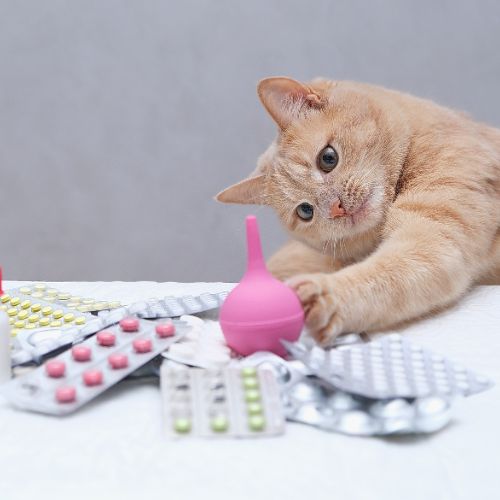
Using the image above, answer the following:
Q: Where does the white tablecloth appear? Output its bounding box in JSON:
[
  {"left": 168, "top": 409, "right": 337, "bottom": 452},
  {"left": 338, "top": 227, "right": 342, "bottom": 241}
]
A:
[{"left": 1, "top": 282, "right": 499, "bottom": 500}]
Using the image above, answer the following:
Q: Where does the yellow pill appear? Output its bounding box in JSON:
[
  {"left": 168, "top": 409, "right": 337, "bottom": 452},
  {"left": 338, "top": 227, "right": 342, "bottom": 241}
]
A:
[
  {"left": 28, "top": 314, "right": 39, "bottom": 323},
  {"left": 11, "top": 329, "right": 20, "bottom": 337},
  {"left": 32, "top": 292, "right": 43, "bottom": 298},
  {"left": 77, "top": 305, "right": 89, "bottom": 312},
  {"left": 46, "top": 289, "right": 58, "bottom": 296},
  {"left": 82, "top": 299, "right": 94, "bottom": 305},
  {"left": 63, "top": 313, "right": 75, "bottom": 323},
  {"left": 41, "top": 306, "right": 53, "bottom": 316},
  {"left": 17, "top": 310, "right": 29, "bottom": 320},
  {"left": 52, "top": 310, "right": 63, "bottom": 319},
  {"left": 67, "top": 302, "right": 79, "bottom": 308},
  {"left": 43, "top": 296, "right": 56, "bottom": 302},
  {"left": 10, "top": 297, "right": 20, "bottom": 306},
  {"left": 9, "top": 318, "right": 15, "bottom": 325},
  {"left": 34, "top": 283, "right": 46, "bottom": 291},
  {"left": 58, "top": 293, "right": 71, "bottom": 300},
  {"left": 109, "top": 301, "right": 121, "bottom": 309},
  {"left": 1, "top": 294, "right": 10, "bottom": 303},
  {"left": 50, "top": 320, "right": 62, "bottom": 327},
  {"left": 7, "top": 308, "right": 18, "bottom": 317},
  {"left": 70, "top": 296, "right": 82, "bottom": 303},
  {"left": 0, "top": 305, "right": 6, "bottom": 311},
  {"left": 31, "top": 303, "right": 42, "bottom": 312},
  {"left": 94, "top": 302, "right": 108, "bottom": 310},
  {"left": 39, "top": 317, "right": 51, "bottom": 327},
  {"left": 75, "top": 316, "right": 86, "bottom": 325},
  {"left": 14, "top": 320, "right": 25, "bottom": 328},
  {"left": 25, "top": 323, "right": 36, "bottom": 329},
  {"left": 19, "top": 287, "right": 32, "bottom": 294},
  {"left": 20, "top": 300, "right": 31, "bottom": 309}
]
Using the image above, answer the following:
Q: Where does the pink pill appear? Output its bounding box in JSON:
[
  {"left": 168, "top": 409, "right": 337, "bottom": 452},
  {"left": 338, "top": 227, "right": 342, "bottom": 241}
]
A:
[
  {"left": 97, "top": 330, "right": 116, "bottom": 346},
  {"left": 108, "top": 353, "right": 129, "bottom": 369},
  {"left": 133, "top": 338, "right": 152, "bottom": 353},
  {"left": 56, "top": 386, "right": 76, "bottom": 403},
  {"left": 155, "top": 322, "right": 176, "bottom": 338},
  {"left": 72, "top": 345, "right": 92, "bottom": 362},
  {"left": 45, "top": 360, "right": 66, "bottom": 378},
  {"left": 120, "top": 317, "right": 140, "bottom": 332},
  {"left": 83, "top": 369, "right": 103, "bottom": 386}
]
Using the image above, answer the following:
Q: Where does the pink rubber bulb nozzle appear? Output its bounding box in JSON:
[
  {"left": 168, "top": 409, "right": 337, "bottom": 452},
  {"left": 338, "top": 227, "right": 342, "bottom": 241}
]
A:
[{"left": 220, "top": 215, "right": 304, "bottom": 357}]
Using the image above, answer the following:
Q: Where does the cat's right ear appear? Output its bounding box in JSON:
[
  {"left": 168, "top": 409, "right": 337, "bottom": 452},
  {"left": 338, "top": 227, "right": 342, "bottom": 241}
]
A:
[
  {"left": 257, "top": 77, "right": 324, "bottom": 129},
  {"left": 215, "top": 175, "right": 266, "bottom": 205}
]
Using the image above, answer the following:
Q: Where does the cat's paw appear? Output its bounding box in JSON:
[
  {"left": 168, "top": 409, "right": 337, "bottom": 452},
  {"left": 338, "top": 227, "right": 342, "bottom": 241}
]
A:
[{"left": 287, "top": 273, "right": 344, "bottom": 346}]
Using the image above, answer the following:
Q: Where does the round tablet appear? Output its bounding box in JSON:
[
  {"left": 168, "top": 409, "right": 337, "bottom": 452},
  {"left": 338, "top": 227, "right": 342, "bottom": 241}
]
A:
[
  {"left": 19, "top": 287, "right": 32, "bottom": 294},
  {"left": 248, "top": 414, "right": 266, "bottom": 432},
  {"left": 173, "top": 418, "right": 191, "bottom": 434},
  {"left": 63, "top": 313, "right": 75, "bottom": 323},
  {"left": 39, "top": 317, "right": 50, "bottom": 327},
  {"left": 83, "top": 369, "right": 103, "bottom": 386},
  {"left": 97, "top": 330, "right": 116, "bottom": 346},
  {"left": 52, "top": 310, "right": 63, "bottom": 319},
  {"left": 46, "top": 289, "right": 58, "bottom": 297},
  {"left": 41, "top": 306, "right": 53, "bottom": 316},
  {"left": 34, "top": 283, "right": 46, "bottom": 291},
  {"left": 133, "top": 338, "right": 152, "bottom": 353},
  {"left": 20, "top": 300, "right": 31, "bottom": 309},
  {"left": 25, "top": 323, "right": 36, "bottom": 329},
  {"left": 17, "top": 310, "right": 28, "bottom": 320},
  {"left": 155, "top": 322, "right": 175, "bottom": 338},
  {"left": 28, "top": 314, "right": 39, "bottom": 323},
  {"left": 0, "top": 305, "right": 6, "bottom": 311},
  {"left": 50, "top": 320, "right": 62, "bottom": 327},
  {"left": 43, "top": 296, "right": 55, "bottom": 302},
  {"left": 31, "top": 303, "right": 42, "bottom": 313},
  {"left": 67, "top": 302, "right": 79, "bottom": 308},
  {"left": 14, "top": 320, "right": 25, "bottom": 329},
  {"left": 7, "top": 308, "right": 17, "bottom": 317},
  {"left": 56, "top": 386, "right": 76, "bottom": 403},
  {"left": 72, "top": 345, "right": 92, "bottom": 362},
  {"left": 108, "top": 353, "right": 128, "bottom": 369},
  {"left": 243, "top": 377, "right": 259, "bottom": 390},
  {"left": 120, "top": 317, "right": 140, "bottom": 332},
  {"left": 241, "top": 366, "right": 257, "bottom": 378},
  {"left": 77, "top": 305, "right": 89, "bottom": 312},
  {"left": 246, "top": 402, "right": 263, "bottom": 415},
  {"left": 211, "top": 415, "right": 229, "bottom": 433},
  {"left": 45, "top": 360, "right": 66, "bottom": 378},
  {"left": 109, "top": 301, "right": 121, "bottom": 309},
  {"left": 1, "top": 294, "right": 10, "bottom": 303},
  {"left": 58, "top": 293, "right": 71, "bottom": 300},
  {"left": 32, "top": 292, "right": 43, "bottom": 299},
  {"left": 10, "top": 297, "right": 20, "bottom": 306},
  {"left": 75, "top": 317, "right": 86, "bottom": 325},
  {"left": 244, "top": 389, "right": 260, "bottom": 403}
]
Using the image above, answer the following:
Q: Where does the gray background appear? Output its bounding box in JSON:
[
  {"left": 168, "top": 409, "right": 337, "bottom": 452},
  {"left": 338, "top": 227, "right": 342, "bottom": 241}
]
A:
[{"left": 1, "top": 0, "right": 499, "bottom": 283}]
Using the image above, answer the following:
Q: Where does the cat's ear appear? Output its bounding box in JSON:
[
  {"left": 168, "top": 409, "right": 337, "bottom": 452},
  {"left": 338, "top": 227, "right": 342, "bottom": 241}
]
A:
[
  {"left": 215, "top": 175, "right": 266, "bottom": 205},
  {"left": 258, "top": 77, "right": 324, "bottom": 129}
]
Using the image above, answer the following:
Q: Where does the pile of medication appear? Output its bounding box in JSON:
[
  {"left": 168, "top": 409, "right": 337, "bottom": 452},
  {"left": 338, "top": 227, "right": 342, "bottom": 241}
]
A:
[
  {"left": 2, "top": 317, "right": 186, "bottom": 415},
  {"left": 161, "top": 364, "right": 285, "bottom": 438}
]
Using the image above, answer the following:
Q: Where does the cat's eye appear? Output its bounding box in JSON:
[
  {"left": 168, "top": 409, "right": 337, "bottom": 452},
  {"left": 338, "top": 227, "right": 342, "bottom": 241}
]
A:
[
  {"left": 317, "top": 146, "right": 339, "bottom": 172},
  {"left": 296, "top": 202, "right": 314, "bottom": 221}
]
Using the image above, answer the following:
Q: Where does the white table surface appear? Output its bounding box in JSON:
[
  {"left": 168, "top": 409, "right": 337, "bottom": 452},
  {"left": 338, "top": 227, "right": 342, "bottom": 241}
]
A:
[{"left": 1, "top": 281, "right": 499, "bottom": 500}]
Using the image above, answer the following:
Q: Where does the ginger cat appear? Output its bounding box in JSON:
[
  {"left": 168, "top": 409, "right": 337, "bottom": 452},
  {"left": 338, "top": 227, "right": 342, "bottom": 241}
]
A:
[{"left": 216, "top": 77, "right": 500, "bottom": 345}]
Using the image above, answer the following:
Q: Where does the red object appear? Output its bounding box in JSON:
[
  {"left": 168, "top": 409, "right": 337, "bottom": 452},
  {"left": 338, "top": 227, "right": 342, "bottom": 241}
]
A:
[
  {"left": 82, "top": 369, "right": 103, "bottom": 386},
  {"left": 56, "top": 386, "right": 76, "bottom": 403},
  {"left": 108, "top": 353, "right": 129, "bottom": 369},
  {"left": 45, "top": 360, "right": 66, "bottom": 378},
  {"left": 72, "top": 345, "right": 92, "bottom": 362},
  {"left": 133, "top": 338, "right": 152, "bottom": 353},
  {"left": 119, "top": 317, "right": 140, "bottom": 332},
  {"left": 155, "top": 322, "right": 175, "bottom": 338},
  {"left": 96, "top": 330, "right": 116, "bottom": 347}
]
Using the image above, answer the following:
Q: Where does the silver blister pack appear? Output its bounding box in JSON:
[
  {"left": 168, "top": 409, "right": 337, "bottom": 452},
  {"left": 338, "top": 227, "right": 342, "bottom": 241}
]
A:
[{"left": 284, "top": 334, "right": 493, "bottom": 399}]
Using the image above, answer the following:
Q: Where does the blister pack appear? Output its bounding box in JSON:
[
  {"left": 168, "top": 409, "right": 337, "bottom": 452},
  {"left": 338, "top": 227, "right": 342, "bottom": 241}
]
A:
[
  {"left": 284, "top": 334, "right": 493, "bottom": 399},
  {"left": 160, "top": 363, "right": 285, "bottom": 438},
  {"left": 2, "top": 317, "right": 187, "bottom": 415},
  {"left": 98, "top": 291, "right": 228, "bottom": 322}
]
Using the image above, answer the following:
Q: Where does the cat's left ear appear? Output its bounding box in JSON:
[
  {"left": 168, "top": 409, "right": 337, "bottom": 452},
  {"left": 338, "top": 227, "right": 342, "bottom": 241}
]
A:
[
  {"left": 258, "top": 77, "right": 325, "bottom": 130},
  {"left": 215, "top": 175, "right": 266, "bottom": 205}
]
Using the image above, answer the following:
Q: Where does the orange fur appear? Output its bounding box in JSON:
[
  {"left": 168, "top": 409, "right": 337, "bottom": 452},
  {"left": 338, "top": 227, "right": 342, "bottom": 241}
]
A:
[{"left": 216, "top": 77, "right": 500, "bottom": 345}]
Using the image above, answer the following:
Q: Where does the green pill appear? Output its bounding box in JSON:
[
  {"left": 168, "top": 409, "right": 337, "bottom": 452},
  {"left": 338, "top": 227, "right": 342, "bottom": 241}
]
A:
[
  {"left": 243, "top": 377, "right": 259, "bottom": 390},
  {"left": 173, "top": 418, "right": 191, "bottom": 434},
  {"left": 211, "top": 415, "right": 229, "bottom": 433},
  {"left": 247, "top": 402, "right": 263, "bottom": 415},
  {"left": 241, "top": 367, "right": 257, "bottom": 378},
  {"left": 248, "top": 414, "right": 266, "bottom": 432},
  {"left": 244, "top": 389, "right": 261, "bottom": 403}
]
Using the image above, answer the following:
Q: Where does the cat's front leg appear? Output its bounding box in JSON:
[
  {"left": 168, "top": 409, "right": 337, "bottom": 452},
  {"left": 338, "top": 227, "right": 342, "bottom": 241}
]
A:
[{"left": 288, "top": 199, "right": 493, "bottom": 346}]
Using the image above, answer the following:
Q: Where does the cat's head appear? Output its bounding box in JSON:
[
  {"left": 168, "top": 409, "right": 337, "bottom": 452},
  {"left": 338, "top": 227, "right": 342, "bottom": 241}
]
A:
[{"left": 216, "top": 77, "right": 407, "bottom": 253}]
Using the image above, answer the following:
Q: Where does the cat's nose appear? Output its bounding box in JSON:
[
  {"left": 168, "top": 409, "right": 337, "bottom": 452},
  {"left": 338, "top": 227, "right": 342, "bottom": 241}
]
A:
[{"left": 329, "top": 198, "right": 346, "bottom": 218}]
